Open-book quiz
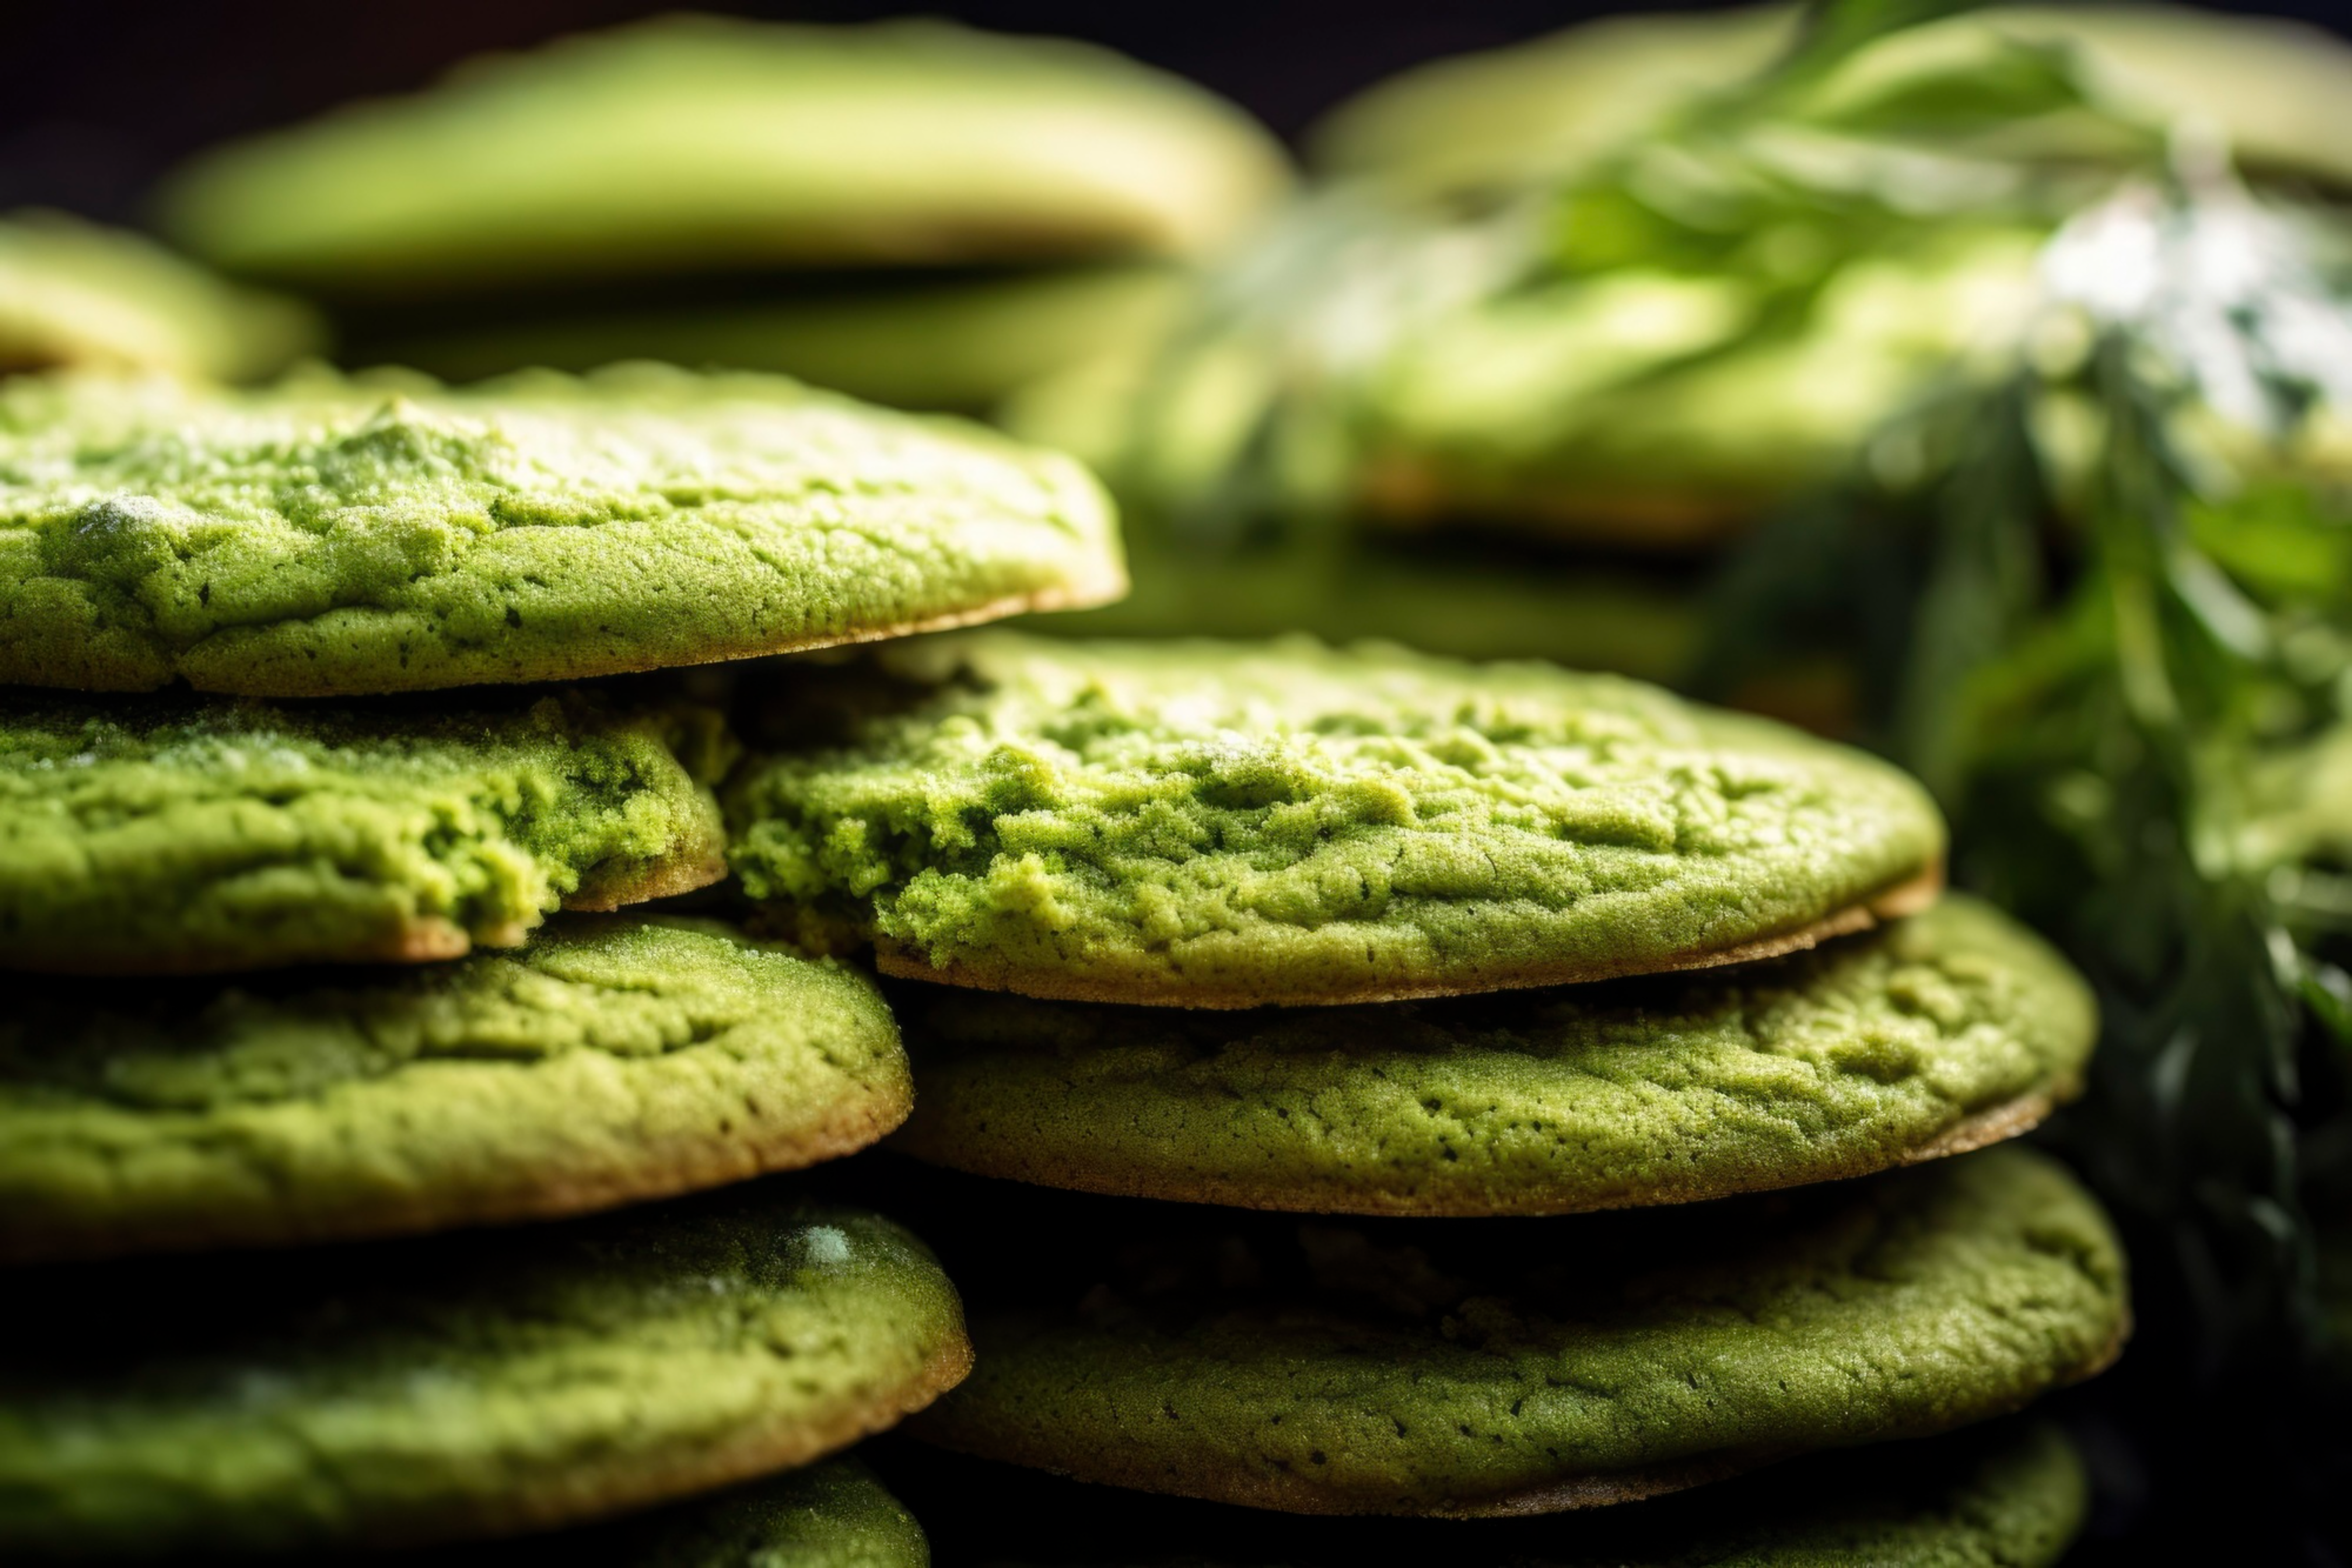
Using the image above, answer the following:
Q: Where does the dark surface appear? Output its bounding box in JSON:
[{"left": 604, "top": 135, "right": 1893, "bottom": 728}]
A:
[{"left": 10, "top": 2, "right": 2351, "bottom": 222}]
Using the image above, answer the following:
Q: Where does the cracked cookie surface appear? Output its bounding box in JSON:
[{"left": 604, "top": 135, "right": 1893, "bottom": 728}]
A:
[
  {"left": 726, "top": 634, "right": 1946, "bottom": 1006},
  {"left": 0, "top": 364, "right": 1123, "bottom": 695},
  {"left": 0, "top": 692, "right": 728, "bottom": 973},
  {"left": 0, "top": 1190, "right": 971, "bottom": 1555},
  {"left": 0, "top": 917, "right": 908, "bottom": 1260},
  {"left": 909, "top": 1146, "right": 2126, "bottom": 1515},
  {"left": 892, "top": 895, "right": 2093, "bottom": 1213}
]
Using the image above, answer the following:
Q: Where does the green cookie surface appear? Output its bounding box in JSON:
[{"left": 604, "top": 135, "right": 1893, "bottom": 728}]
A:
[
  {"left": 157, "top": 16, "right": 1290, "bottom": 299},
  {"left": 0, "top": 364, "right": 1123, "bottom": 695},
  {"left": 909, "top": 1146, "right": 2126, "bottom": 1515},
  {"left": 0, "top": 917, "right": 908, "bottom": 1261},
  {"left": 0, "top": 210, "right": 320, "bottom": 383},
  {"left": 0, "top": 693, "right": 727, "bottom": 974},
  {"left": 725, "top": 634, "right": 1946, "bottom": 1007},
  {"left": 900, "top": 1419, "right": 2085, "bottom": 1566},
  {"left": 0, "top": 1193, "right": 971, "bottom": 1555},
  {"left": 892, "top": 896, "right": 2093, "bottom": 1214}
]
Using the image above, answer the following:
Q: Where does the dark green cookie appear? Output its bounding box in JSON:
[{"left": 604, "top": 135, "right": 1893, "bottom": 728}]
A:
[
  {"left": 0, "top": 917, "right": 908, "bottom": 1261},
  {"left": 0, "top": 1193, "right": 971, "bottom": 1556},
  {"left": 903, "top": 1419, "right": 2086, "bottom": 1566},
  {"left": 0, "top": 694, "right": 727, "bottom": 974},
  {"left": 0, "top": 210, "right": 319, "bottom": 382},
  {"left": 892, "top": 896, "right": 2093, "bottom": 1214},
  {"left": 157, "top": 16, "right": 1290, "bottom": 300},
  {"left": 725, "top": 634, "right": 1945, "bottom": 1007},
  {"left": 910, "top": 1146, "right": 2126, "bottom": 1515},
  {"left": 0, "top": 364, "right": 1123, "bottom": 696}
]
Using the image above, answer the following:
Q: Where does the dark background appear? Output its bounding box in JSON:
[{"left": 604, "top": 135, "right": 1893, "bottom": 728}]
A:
[{"left": 12, "top": 1, "right": 2352, "bottom": 223}]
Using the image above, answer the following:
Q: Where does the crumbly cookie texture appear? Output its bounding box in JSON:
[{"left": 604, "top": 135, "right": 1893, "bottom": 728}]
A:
[
  {"left": 0, "top": 917, "right": 908, "bottom": 1260},
  {"left": 727, "top": 634, "right": 1946, "bottom": 1006},
  {"left": 0, "top": 364, "right": 1124, "bottom": 695},
  {"left": 892, "top": 895, "right": 2093, "bottom": 1213},
  {"left": 911, "top": 1146, "right": 2126, "bottom": 1515},
  {"left": 0, "top": 1194, "right": 971, "bottom": 1556},
  {"left": 0, "top": 693, "right": 730, "bottom": 974}
]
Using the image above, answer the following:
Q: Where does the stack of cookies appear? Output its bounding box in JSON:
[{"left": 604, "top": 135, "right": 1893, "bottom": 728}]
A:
[
  {"left": 721, "top": 633, "right": 2129, "bottom": 1561},
  {"left": 0, "top": 361, "right": 1129, "bottom": 1559}
]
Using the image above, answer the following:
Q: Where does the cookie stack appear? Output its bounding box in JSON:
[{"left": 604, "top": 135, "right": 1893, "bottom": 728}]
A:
[
  {"left": 154, "top": 16, "right": 1290, "bottom": 415},
  {"left": 0, "top": 361, "right": 1127, "bottom": 1558},
  {"left": 721, "top": 633, "right": 2128, "bottom": 1558}
]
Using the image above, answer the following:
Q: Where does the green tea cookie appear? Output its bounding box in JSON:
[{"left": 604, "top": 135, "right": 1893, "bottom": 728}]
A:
[
  {"left": 910, "top": 1146, "right": 2125, "bottom": 1515},
  {"left": 892, "top": 895, "right": 2092, "bottom": 1214},
  {"left": 0, "top": 694, "right": 727, "bottom": 974},
  {"left": 440, "top": 1458, "right": 929, "bottom": 1568},
  {"left": 0, "top": 917, "right": 908, "bottom": 1261},
  {"left": 911, "top": 1419, "right": 2086, "bottom": 1566},
  {"left": 0, "top": 364, "right": 1123, "bottom": 695},
  {"left": 157, "top": 16, "right": 1290, "bottom": 300},
  {"left": 377, "top": 267, "right": 1188, "bottom": 414},
  {"left": 0, "top": 209, "right": 319, "bottom": 382},
  {"left": 725, "top": 634, "right": 1945, "bottom": 1007},
  {"left": 0, "top": 1192, "right": 971, "bottom": 1556}
]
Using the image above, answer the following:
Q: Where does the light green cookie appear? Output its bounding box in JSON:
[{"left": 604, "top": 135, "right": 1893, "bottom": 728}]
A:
[
  {"left": 0, "top": 917, "right": 907, "bottom": 1261},
  {"left": 157, "top": 16, "right": 1290, "bottom": 300},
  {"left": 0, "top": 209, "right": 319, "bottom": 382},
  {"left": 0, "top": 1194, "right": 971, "bottom": 1555},
  {"left": 892, "top": 895, "right": 2093, "bottom": 1214},
  {"left": 725, "top": 634, "right": 1946, "bottom": 1007},
  {"left": 0, "top": 364, "right": 1124, "bottom": 695},
  {"left": 375, "top": 267, "right": 1187, "bottom": 414},
  {"left": 911, "top": 1146, "right": 2126, "bottom": 1515},
  {"left": 0, "top": 694, "right": 727, "bottom": 974}
]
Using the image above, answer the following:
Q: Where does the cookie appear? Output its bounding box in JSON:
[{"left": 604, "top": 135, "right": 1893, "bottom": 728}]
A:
[
  {"left": 370, "top": 267, "right": 1187, "bottom": 414},
  {"left": 725, "top": 634, "right": 1945, "bottom": 1007},
  {"left": 0, "top": 1191, "right": 971, "bottom": 1555},
  {"left": 887, "top": 1418, "right": 2086, "bottom": 1566},
  {"left": 906, "top": 1146, "right": 2126, "bottom": 1515},
  {"left": 0, "top": 693, "right": 728, "bottom": 974},
  {"left": 0, "top": 364, "right": 1124, "bottom": 695},
  {"left": 0, "top": 916, "right": 909, "bottom": 1261},
  {"left": 156, "top": 16, "right": 1290, "bottom": 301},
  {"left": 891, "top": 895, "right": 2092, "bottom": 1214},
  {"left": 0, "top": 209, "right": 319, "bottom": 382}
]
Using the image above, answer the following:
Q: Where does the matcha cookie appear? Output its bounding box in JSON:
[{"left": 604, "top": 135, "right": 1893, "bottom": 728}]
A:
[
  {"left": 892, "top": 1418, "right": 2086, "bottom": 1566},
  {"left": 377, "top": 267, "right": 1187, "bottom": 414},
  {"left": 0, "top": 694, "right": 727, "bottom": 974},
  {"left": 157, "top": 16, "right": 1290, "bottom": 300},
  {"left": 892, "top": 896, "right": 2092, "bottom": 1214},
  {"left": 0, "top": 1191, "right": 971, "bottom": 1556},
  {"left": 725, "top": 634, "right": 1945, "bottom": 1007},
  {"left": 0, "top": 210, "right": 319, "bottom": 382},
  {"left": 433, "top": 1458, "right": 928, "bottom": 1568},
  {"left": 908, "top": 1146, "right": 2125, "bottom": 1515},
  {"left": 0, "top": 917, "right": 908, "bottom": 1261},
  {"left": 0, "top": 364, "right": 1123, "bottom": 695}
]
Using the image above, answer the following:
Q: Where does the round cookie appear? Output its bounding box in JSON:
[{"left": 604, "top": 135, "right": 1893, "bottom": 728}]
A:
[
  {"left": 0, "top": 916, "right": 909, "bottom": 1261},
  {"left": 908, "top": 1146, "right": 2127, "bottom": 1515},
  {"left": 441, "top": 1459, "right": 929, "bottom": 1568},
  {"left": 896, "top": 1419, "right": 2086, "bottom": 1566},
  {"left": 0, "top": 364, "right": 1124, "bottom": 696},
  {"left": 374, "top": 267, "right": 1188, "bottom": 414},
  {"left": 892, "top": 895, "right": 2093, "bottom": 1214},
  {"left": 156, "top": 15, "right": 1291, "bottom": 300},
  {"left": 725, "top": 633, "right": 1946, "bottom": 1008},
  {"left": 0, "top": 1191, "right": 972, "bottom": 1556},
  {"left": 0, "top": 693, "right": 727, "bottom": 975},
  {"left": 0, "top": 209, "right": 319, "bottom": 382}
]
